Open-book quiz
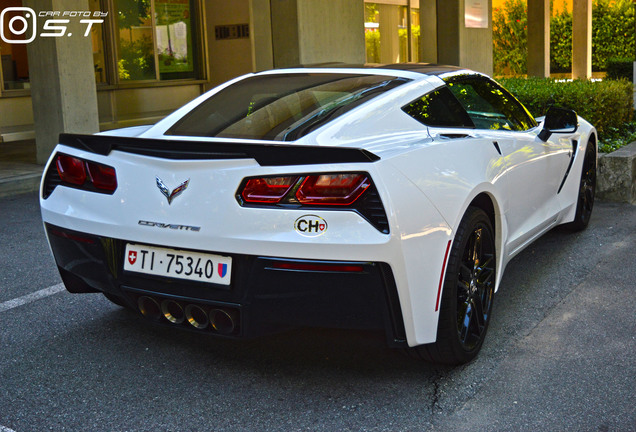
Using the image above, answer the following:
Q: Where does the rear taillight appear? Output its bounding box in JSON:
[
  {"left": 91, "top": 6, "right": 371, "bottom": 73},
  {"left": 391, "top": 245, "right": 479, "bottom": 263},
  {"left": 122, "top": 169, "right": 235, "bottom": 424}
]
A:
[
  {"left": 87, "top": 162, "right": 118, "bottom": 192},
  {"left": 296, "top": 174, "right": 370, "bottom": 205},
  {"left": 241, "top": 176, "right": 299, "bottom": 203},
  {"left": 56, "top": 154, "right": 86, "bottom": 185},
  {"left": 239, "top": 173, "right": 370, "bottom": 206},
  {"left": 45, "top": 153, "right": 117, "bottom": 196},
  {"left": 236, "top": 171, "right": 389, "bottom": 234}
]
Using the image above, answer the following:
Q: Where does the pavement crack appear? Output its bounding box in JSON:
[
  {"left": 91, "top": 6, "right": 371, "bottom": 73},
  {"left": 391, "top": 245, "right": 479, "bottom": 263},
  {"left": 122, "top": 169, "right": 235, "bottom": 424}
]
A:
[{"left": 429, "top": 368, "right": 444, "bottom": 417}]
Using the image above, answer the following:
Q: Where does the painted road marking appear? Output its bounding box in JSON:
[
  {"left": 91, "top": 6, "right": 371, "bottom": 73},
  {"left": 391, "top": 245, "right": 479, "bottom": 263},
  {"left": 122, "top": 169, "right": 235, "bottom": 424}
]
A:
[
  {"left": 0, "top": 283, "right": 65, "bottom": 313},
  {"left": 0, "top": 425, "right": 18, "bottom": 432}
]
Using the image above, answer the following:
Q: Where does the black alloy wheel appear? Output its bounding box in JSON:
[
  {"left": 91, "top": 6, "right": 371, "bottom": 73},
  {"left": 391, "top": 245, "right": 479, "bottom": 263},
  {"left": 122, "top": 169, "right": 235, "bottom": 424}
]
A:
[
  {"left": 412, "top": 207, "right": 496, "bottom": 365},
  {"left": 566, "top": 139, "right": 596, "bottom": 231},
  {"left": 455, "top": 218, "right": 496, "bottom": 353}
]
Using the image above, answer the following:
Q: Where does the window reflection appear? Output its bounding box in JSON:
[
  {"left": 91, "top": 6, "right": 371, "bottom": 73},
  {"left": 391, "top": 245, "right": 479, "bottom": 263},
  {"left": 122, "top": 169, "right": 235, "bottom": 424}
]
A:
[
  {"left": 115, "top": 0, "right": 198, "bottom": 82},
  {"left": 444, "top": 77, "right": 537, "bottom": 131},
  {"left": 364, "top": 1, "right": 420, "bottom": 64},
  {"left": 402, "top": 87, "right": 475, "bottom": 128},
  {"left": 1, "top": 0, "right": 30, "bottom": 90},
  {"left": 115, "top": 0, "right": 156, "bottom": 81},
  {"left": 89, "top": 0, "right": 107, "bottom": 84}
]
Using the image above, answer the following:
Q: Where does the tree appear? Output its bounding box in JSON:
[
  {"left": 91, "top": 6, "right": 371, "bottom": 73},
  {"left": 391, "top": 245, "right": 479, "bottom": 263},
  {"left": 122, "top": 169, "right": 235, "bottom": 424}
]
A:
[{"left": 493, "top": 0, "right": 528, "bottom": 75}]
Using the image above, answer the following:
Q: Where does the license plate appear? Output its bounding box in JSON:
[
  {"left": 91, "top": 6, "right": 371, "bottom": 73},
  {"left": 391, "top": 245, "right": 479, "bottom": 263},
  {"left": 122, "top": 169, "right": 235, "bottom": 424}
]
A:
[{"left": 123, "top": 244, "right": 232, "bottom": 285}]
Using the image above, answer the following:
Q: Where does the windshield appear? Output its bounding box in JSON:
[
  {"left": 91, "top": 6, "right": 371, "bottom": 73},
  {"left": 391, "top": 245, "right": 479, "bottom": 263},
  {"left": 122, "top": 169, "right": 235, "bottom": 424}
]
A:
[{"left": 165, "top": 73, "right": 409, "bottom": 141}]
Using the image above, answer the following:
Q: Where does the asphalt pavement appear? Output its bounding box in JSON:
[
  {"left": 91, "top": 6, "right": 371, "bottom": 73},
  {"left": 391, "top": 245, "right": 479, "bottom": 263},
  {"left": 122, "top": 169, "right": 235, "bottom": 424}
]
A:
[{"left": 0, "top": 192, "right": 634, "bottom": 431}]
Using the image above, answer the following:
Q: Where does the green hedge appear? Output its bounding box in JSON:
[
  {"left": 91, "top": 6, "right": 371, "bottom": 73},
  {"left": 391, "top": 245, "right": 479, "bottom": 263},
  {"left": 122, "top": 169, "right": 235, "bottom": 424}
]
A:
[
  {"left": 607, "top": 58, "right": 634, "bottom": 81},
  {"left": 498, "top": 77, "right": 634, "bottom": 137}
]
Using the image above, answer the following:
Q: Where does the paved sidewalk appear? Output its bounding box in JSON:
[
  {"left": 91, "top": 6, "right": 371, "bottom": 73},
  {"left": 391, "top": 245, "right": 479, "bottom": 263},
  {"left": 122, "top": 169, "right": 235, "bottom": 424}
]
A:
[
  {"left": 0, "top": 161, "right": 42, "bottom": 198},
  {"left": 0, "top": 141, "right": 42, "bottom": 198}
]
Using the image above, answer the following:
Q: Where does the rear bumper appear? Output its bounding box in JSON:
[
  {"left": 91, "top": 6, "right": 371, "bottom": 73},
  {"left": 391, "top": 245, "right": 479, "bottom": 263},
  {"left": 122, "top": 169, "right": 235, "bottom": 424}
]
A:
[{"left": 46, "top": 223, "right": 407, "bottom": 346}]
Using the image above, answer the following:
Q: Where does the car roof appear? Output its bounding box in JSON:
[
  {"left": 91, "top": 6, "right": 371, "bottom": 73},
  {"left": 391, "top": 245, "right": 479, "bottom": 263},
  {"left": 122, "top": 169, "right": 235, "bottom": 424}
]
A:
[{"left": 280, "top": 62, "right": 467, "bottom": 76}]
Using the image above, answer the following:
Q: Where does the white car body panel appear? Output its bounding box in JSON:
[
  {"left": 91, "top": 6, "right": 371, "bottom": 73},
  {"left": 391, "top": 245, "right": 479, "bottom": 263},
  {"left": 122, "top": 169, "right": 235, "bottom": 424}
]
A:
[{"left": 40, "top": 66, "right": 597, "bottom": 348}]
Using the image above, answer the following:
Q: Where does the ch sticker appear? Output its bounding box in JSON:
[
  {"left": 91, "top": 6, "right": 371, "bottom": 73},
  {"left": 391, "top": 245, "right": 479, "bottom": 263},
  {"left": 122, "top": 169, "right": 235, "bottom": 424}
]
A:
[{"left": 294, "top": 215, "right": 327, "bottom": 237}]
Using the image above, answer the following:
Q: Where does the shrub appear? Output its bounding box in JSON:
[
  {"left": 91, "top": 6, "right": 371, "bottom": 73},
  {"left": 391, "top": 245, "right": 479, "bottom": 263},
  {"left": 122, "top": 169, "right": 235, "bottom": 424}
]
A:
[
  {"left": 606, "top": 58, "right": 634, "bottom": 81},
  {"left": 592, "top": 0, "right": 635, "bottom": 71},
  {"left": 498, "top": 77, "right": 634, "bottom": 137},
  {"left": 598, "top": 121, "right": 636, "bottom": 153},
  {"left": 494, "top": 0, "right": 635, "bottom": 74},
  {"left": 550, "top": 5, "right": 572, "bottom": 73}
]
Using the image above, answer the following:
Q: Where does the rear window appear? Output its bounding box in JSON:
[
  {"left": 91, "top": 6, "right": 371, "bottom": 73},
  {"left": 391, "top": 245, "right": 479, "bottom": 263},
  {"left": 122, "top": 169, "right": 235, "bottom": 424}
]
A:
[{"left": 166, "top": 73, "right": 409, "bottom": 141}]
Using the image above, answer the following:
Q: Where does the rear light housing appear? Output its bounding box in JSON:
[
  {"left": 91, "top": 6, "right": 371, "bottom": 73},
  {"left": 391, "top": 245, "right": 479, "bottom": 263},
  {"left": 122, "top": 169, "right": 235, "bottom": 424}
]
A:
[
  {"left": 236, "top": 172, "right": 389, "bottom": 234},
  {"left": 241, "top": 176, "right": 299, "bottom": 203},
  {"left": 240, "top": 173, "right": 370, "bottom": 206},
  {"left": 296, "top": 174, "right": 370, "bottom": 205},
  {"left": 42, "top": 153, "right": 117, "bottom": 198}
]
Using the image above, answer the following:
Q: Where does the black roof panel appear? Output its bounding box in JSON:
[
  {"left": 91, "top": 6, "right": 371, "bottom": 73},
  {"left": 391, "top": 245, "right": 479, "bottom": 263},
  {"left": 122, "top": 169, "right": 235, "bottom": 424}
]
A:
[{"left": 286, "top": 62, "right": 467, "bottom": 76}]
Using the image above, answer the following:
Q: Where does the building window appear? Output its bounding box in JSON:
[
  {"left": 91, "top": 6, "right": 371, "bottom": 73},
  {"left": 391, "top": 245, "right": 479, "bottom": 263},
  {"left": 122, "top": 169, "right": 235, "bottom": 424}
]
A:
[
  {"left": 115, "top": 0, "right": 200, "bottom": 82},
  {"left": 364, "top": 1, "right": 420, "bottom": 64},
  {"left": 1, "top": 0, "right": 30, "bottom": 91},
  {"left": 90, "top": 0, "right": 108, "bottom": 84}
]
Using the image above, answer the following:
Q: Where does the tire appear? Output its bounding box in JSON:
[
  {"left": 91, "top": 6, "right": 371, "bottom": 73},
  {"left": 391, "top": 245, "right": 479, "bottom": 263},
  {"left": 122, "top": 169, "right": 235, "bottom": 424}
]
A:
[
  {"left": 564, "top": 139, "right": 596, "bottom": 231},
  {"left": 411, "top": 207, "right": 496, "bottom": 365}
]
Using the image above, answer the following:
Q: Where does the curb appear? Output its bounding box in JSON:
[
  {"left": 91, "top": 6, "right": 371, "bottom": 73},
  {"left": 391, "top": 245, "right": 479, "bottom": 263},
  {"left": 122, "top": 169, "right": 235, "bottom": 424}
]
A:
[
  {"left": 0, "top": 171, "right": 42, "bottom": 198},
  {"left": 597, "top": 141, "right": 636, "bottom": 205}
]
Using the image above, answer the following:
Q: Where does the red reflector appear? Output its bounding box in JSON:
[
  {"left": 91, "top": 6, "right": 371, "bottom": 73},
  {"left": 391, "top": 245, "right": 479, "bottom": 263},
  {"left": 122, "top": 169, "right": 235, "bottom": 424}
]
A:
[
  {"left": 49, "top": 228, "right": 96, "bottom": 244},
  {"left": 271, "top": 261, "right": 364, "bottom": 273},
  {"left": 241, "top": 176, "right": 299, "bottom": 203},
  {"left": 56, "top": 154, "right": 86, "bottom": 185},
  {"left": 296, "top": 174, "right": 370, "bottom": 205},
  {"left": 435, "top": 240, "right": 453, "bottom": 312},
  {"left": 87, "top": 162, "right": 117, "bottom": 191}
]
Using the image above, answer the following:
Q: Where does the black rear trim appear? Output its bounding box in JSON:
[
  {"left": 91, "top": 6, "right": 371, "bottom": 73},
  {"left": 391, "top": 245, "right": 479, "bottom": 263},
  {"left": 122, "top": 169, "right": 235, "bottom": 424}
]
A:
[{"left": 59, "top": 133, "right": 380, "bottom": 166}]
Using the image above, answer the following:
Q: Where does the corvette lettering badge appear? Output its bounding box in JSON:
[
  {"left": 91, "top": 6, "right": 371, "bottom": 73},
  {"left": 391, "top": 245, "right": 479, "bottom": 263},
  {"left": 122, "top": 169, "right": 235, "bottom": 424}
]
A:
[{"left": 156, "top": 176, "right": 190, "bottom": 205}]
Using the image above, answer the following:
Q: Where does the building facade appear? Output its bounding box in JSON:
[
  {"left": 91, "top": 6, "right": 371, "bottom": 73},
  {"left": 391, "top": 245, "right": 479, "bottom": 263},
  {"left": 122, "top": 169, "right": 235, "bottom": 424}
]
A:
[{"left": 0, "top": 0, "right": 495, "bottom": 162}]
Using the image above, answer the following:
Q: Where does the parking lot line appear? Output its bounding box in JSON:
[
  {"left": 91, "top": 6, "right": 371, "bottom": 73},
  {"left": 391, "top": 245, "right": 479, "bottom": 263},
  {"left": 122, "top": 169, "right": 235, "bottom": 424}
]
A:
[
  {"left": 0, "top": 425, "right": 17, "bottom": 432},
  {"left": 0, "top": 283, "right": 65, "bottom": 314}
]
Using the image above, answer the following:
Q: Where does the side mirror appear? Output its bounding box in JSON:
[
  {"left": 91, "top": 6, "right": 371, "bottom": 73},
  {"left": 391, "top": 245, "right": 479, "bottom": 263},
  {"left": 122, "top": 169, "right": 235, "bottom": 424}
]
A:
[{"left": 538, "top": 107, "right": 578, "bottom": 141}]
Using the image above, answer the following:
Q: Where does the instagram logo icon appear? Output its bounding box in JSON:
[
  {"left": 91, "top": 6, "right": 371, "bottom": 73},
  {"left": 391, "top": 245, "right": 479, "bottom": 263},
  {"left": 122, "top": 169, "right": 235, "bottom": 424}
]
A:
[{"left": 1, "top": 7, "right": 37, "bottom": 44}]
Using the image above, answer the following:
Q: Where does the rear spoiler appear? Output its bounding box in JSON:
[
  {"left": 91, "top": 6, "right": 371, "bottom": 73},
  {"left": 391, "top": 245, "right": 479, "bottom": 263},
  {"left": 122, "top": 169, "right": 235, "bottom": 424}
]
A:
[{"left": 58, "top": 133, "right": 380, "bottom": 167}]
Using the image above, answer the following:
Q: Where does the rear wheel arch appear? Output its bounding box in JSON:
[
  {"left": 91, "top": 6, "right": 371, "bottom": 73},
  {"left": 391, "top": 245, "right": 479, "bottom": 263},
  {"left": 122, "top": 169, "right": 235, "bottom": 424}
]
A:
[
  {"left": 466, "top": 193, "right": 504, "bottom": 282},
  {"left": 411, "top": 205, "right": 497, "bottom": 364}
]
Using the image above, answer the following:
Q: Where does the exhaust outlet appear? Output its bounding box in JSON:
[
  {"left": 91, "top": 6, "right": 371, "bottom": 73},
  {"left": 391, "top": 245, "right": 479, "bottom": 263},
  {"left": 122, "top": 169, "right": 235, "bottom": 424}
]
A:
[
  {"left": 161, "top": 300, "right": 185, "bottom": 324},
  {"left": 185, "top": 304, "right": 209, "bottom": 329},
  {"left": 209, "top": 309, "right": 238, "bottom": 335},
  {"left": 138, "top": 296, "right": 161, "bottom": 321}
]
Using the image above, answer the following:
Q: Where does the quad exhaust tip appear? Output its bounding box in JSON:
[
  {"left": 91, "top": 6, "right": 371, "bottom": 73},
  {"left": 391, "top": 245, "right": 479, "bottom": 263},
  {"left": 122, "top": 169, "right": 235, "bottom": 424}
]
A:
[
  {"left": 185, "top": 304, "right": 209, "bottom": 329},
  {"left": 161, "top": 300, "right": 185, "bottom": 324},
  {"left": 137, "top": 296, "right": 161, "bottom": 321},
  {"left": 210, "top": 308, "right": 237, "bottom": 335},
  {"left": 137, "top": 295, "right": 238, "bottom": 334}
]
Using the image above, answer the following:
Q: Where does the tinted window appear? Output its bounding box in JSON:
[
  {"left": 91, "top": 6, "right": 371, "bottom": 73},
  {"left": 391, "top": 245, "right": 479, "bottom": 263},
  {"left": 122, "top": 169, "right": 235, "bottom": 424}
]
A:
[
  {"left": 402, "top": 86, "right": 475, "bottom": 128},
  {"left": 444, "top": 77, "right": 537, "bottom": 131},
  {"left": 166, "top": 73, "right": 409, "bottom": 141}
]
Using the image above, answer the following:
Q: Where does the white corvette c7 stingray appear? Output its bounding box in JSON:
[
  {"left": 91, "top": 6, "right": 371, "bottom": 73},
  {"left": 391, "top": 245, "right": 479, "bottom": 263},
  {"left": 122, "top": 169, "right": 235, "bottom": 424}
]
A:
[{"left": 40, "top": 64, "right": 597, "bottom": 364}]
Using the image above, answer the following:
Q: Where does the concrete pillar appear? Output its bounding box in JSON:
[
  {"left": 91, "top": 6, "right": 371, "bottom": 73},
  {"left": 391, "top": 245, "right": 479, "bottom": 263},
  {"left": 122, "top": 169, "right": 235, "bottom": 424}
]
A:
[
  {"left": 436, "top": 0, "right": 493, "bottom": 75},
  {"left": 377, "top": 3, "right": 400, "bottom": 63},
  {"left": 527, "top": 0, "right": 550, "bottom": 77},
  {"left": 572, "top": 0, "right": 592, "bottom": 79},
  {"left": 23, "top": 0, "right": 99, "bottom": 164},
  {"left": 270, "top": 0, "right": 365, "bottom": 68},
  {"left": 419, "top": 0, "right": 438, "bottom": 63},
  {"left": 436, "top": 0, "right": 460, "bottom": 66},
  {"left": 249, "top": 0, "right": 274, "bottom": 72}
]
